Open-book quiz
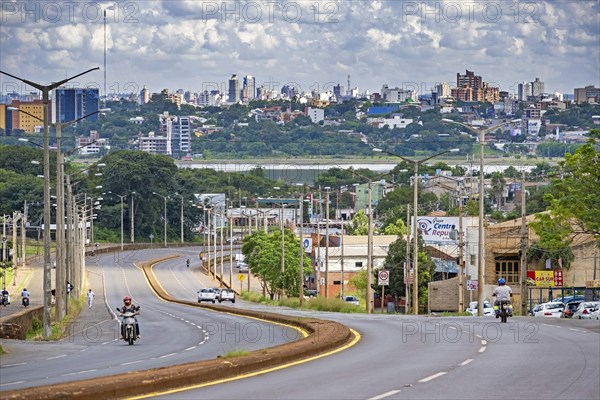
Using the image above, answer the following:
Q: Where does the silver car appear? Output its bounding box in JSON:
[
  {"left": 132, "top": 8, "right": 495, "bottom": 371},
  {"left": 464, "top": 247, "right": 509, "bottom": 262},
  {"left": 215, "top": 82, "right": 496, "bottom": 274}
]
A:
[{"left": 572, "top": 301, "right": 600, "bottom": 319}]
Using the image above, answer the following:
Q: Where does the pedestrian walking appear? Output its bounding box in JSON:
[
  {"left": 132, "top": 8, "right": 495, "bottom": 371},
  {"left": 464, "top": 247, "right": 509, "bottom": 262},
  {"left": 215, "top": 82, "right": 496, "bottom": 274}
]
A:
[{"left": 87, "top": 289, "right": 95, "bottom": 308}]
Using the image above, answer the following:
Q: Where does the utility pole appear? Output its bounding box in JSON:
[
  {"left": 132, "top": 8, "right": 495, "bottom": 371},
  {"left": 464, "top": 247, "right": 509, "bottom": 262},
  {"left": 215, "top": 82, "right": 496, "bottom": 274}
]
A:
[
  {"left": 458, "top": 187, "right": 464, "bottom": 313},
  {"left": 477, "top": 129, "right": 485, "bottom": 316},
  {"left": 299, "top": 187, "right": 304, "bottom": 305},
  {"left": 367, "top": 180, "right": 374, "bottom": 314},
  {"left": 325, "top": 186, "right": 330, "bottom": 298},
  {"left": 405, "top": 204, "right": 411, "bottom": 314},
  {"left": 520, "top": 169, "right": 528, "bottom": 316},
  {"left": 130, "top": 192, "right": 135, "bottom": 243}
]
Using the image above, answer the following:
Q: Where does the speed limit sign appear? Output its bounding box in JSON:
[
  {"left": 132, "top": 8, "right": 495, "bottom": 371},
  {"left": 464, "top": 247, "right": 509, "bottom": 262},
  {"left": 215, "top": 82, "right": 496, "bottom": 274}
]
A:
[{"left": 378, "top": 270, "right": 390, "bottom": 286}]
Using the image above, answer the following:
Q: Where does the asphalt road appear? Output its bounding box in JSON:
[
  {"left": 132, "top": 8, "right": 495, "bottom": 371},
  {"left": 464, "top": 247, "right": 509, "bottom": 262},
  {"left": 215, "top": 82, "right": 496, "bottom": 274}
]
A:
[
  {"left": 0, "top": 248, "right": 298, "bottom": 390},
  {"left": 149, "top": 311, "right": 600, "bottom": 400},
  {"left": 1, "top": 248, "right": 599, "bottom": 399}
]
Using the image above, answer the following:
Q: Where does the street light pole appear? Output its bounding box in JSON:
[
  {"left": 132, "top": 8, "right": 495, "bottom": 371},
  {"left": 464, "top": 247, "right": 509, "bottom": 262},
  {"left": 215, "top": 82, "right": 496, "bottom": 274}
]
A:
[
  {"left": 0, "top": 67, "right": 99, "bottom": 338},
  {"left": 373, "top": 147, "right": 460, "bottom": 315},
  {"left": 174, "top": 193, "right": 184, "bottom": 244},
  {"left": 117, "top": 194, "right": 125, "bottom": 251},
  {"left": 152, "top": 192, "right": 167, "bottom": 247},
  {"left": 324, "top": 186, "right": 330, "bottom": 299}
]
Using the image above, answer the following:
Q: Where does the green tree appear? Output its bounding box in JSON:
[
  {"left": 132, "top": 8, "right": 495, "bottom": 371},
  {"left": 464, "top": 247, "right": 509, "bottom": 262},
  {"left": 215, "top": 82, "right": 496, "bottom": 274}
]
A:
[
  {"left": 347, "top": 210, "right": 369, "bottom": 235},
  {"left": 530, "top": 129, "right": 600, "bottom": 264}
]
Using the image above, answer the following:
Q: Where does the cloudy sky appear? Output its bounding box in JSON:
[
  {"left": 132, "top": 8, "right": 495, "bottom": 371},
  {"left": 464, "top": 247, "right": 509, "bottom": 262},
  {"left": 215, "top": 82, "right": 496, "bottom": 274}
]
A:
[{"left": 1, "top": 0, "right": 598, "bottom": 98}]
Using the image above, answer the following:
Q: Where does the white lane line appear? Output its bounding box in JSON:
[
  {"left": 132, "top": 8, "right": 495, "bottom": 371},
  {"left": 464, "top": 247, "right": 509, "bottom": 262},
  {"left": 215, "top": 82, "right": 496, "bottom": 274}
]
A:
[
  {"left": 1, "top": 362, "right": 27, "bottom": 368},
  {"left": 159, "top": 352, "right": 177, "bottom": 359},
  {"left": 120, "top": 360, "right": 144, "bottom": 366},
  {"left": 47, "top": 354, "right": 67, "bottom": 360},
  {"left": 458, "top": 359, "right": 474, "bottom": 366},
  {"left": 61, "top": 369, "right": 97, "bottom": 376},
  {"left": 479, "top": 347, "right": 487, "bottom": 353},
  {"left": 185, "top": 346, "right": 197, "bottom": 351},
  {"left": 419, "top": 372, "right": 447, "bottom": 383},
  {"left": 0, "top": 381, "right": 25, "bottom": 387},
  {"left": 475, "top": 334, "right": 482, "bottom": 339},
  {"left": 481, "top": 340, "right": 487, "bottom": 345},
  {"left": 368, "top": 390, "right": 402, "bottom": 400},
  {"left": 569, "top": 328, "right": 581, "bottom": 332},
  {"left": 542, "top": 323, "right": 552, "bottom": 327},
  {"left": 448, "top": 326, "right": 457, "bottom": 330}
]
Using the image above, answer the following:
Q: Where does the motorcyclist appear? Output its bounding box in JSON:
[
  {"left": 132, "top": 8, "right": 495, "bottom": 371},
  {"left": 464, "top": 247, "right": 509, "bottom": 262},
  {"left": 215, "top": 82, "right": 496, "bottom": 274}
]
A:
[
  {"left": 119, "top": 295, "right": 141, "bottom": 339},
  {"left": 21, "top": 288, "right": 30, "bottom": 306},
  {"left": 186, "top": 258, "right": 190, "bottom": 268},
  {"left": 492, "top": 278, "right": 513, "bottom": 317},
  {"left": 1, "top": 287, "right": 9, "bottom": 305}
]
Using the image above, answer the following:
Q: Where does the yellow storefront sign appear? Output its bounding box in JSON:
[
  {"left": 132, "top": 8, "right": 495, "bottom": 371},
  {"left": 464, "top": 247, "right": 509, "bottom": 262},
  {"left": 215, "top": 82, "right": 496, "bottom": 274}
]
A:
[{"left": 535, "top": 271, "right": 554, "bottom": 286}]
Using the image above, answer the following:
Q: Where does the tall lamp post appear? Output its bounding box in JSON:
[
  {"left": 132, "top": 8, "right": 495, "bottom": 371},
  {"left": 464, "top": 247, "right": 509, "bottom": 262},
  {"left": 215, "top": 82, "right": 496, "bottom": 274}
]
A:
[
  {"left": 116, "top": 194, "right": 126, "bottom": 251},
  {"left": 174, "top": 193, "right": 184, "bottom": 244},
  {"left": 1, "top": 67, "right": 100, "bottom": 337},
  {"left": 373, "top": 147, "right": 459, "bottom": 315},
  {"left": 152, "top": 192, "right": 168, "bottom": 247},
  {"left": 442, "top": 118, "right": 520, "bottom": 316}
]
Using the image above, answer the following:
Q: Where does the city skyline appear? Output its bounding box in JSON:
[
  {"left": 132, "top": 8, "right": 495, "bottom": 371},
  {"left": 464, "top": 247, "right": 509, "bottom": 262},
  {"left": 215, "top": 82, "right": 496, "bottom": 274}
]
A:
[{"left": 1, "top": 1, "right": 599, "bottom": 97}]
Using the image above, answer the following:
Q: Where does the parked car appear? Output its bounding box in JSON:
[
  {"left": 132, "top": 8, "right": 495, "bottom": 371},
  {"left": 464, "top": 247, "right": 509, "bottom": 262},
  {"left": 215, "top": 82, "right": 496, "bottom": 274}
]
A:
[
  {"left": 561, "top": 301, "right": 582, "bottom": 318},
  {"left": 466, "top": 301, "right": 494, "bottom": 316},
  {"left": 197, "top": 288, "right": 217, "bottom": 303},
  {"left": 237, "top": 262, "right": 249, "bottom": 273},
  {"left": 552, "top": 295, "right": 585, "bottom": 304},
  {"left": 532, "top": 302, "right": 565, "bottom": 317},
  {"left": 343, "top": 296, "right": 360, "bottom": 306},
  {"left": 590, "top": 306, "right": 600, "bottom": 320},
  {"left": 218, "top": 288, "right": 236, "bottom": 303},
  {"left": 572, "top": 301, "right": 600, "bottom": 319}
]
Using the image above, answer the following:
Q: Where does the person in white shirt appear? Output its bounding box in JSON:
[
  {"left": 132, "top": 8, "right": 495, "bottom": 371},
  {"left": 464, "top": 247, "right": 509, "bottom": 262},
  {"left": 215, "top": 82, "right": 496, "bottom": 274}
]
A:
[{"left": 87, "top": 289, "right": 95, "bottom": 308}]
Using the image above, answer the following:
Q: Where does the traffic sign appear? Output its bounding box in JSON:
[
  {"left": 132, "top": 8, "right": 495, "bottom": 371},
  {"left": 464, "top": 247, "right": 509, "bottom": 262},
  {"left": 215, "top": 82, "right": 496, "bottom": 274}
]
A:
[
  {"left": 238, "top": 274, "right": 245, "bottom": 281},
  {"left": 467, "top": 280, "right": 478, "bottom": 291},
  {"left": 378, "top": 270, "right": 390, "bottom": 286}
]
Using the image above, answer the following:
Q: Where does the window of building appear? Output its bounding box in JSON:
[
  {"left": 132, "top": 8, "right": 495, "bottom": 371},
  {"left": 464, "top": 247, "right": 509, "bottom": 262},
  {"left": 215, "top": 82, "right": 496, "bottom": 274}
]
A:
[
  {"left": 355, "top": 261, "right": 363, "bottom": 268},
  {"left": 470, "top": 254, "right": 476, "bottom": 266},
  {"left": 494, "top": 256, "right": 520, "bottom": 284}
]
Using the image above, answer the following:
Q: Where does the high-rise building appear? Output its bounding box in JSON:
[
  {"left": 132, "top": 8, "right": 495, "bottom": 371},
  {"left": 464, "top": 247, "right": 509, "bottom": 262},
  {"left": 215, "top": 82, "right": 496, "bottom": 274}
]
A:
[
  {"left": 381, "top": 84, "right": 415, "bottom": 102},
  {"left": 197, "top": 90, "right": 218, "bottom": 107},
  {"left": 243, "top": 75, "right": 255, "bottom": 102},
  {"left": 139, "top": 86, "right": 150, "bottom": 105},
  {"left": 53, "top": 88, "right": 99, "bottom": 124},
  {"left": 8, "top": 99, "right": 46, "bottom": 133},
  {"left": 518, "top": 82, "right": 532, "bottom": 101},
  {"left": 159, "top": 112, "right": 191, "bottom": 157},
  {"left": 228, "top": 75, "right": 241, "bottom": 103},
  {"left": 333, "top": 84, "right": 344, "bottom": 99},
  {"left": 531, "top": 78, "right": 545, "bottom": 97},
  {"left": 574, "top": 85, "right": 600, "bottom": 104},
  {"left": 456, "top": 70, "right": 483, "bottom": 90}
]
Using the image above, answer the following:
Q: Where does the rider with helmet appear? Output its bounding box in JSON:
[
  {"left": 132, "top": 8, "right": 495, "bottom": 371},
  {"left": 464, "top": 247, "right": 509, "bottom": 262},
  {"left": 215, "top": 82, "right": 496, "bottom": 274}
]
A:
[
  {"left": 119, "top": 295, "right": 141, "bottom": 339},
  {"left": 492, "top": 278, "right": 513, "bottom": 317}
]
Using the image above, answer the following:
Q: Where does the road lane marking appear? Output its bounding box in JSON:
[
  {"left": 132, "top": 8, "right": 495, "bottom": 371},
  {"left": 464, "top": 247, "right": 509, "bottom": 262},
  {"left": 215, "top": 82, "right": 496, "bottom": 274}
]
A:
[
  {"left": 185, "top": 346, "right": 197, "bottom": 351},
  {"left": 458, "top": 359, "right": 473, "bottom": 366},
  {"left": 419, "top": 372, "right": 447, "bottom": 383},
  {"left": 368, "top": 390, "right": 402, "bottom": 400},
  {"left": 47, "top": 354, "right": 67, "bottom": 360},
  {"left": 159, "top": 353, "right": 177, "bottom": 359},
  {"left": 0, "top": 381, "right": 25, "bottom": 387},
  {"left": 61, "top": 369, "right": 97, "bottom": 376},
  {"left": 1, "top": 362, "right": 27, "bottom": 368},
  {"left": 481, "top": 340, "right": 487, "bottom": 345},
  {"left": 448, "top": 326, "right": 457, "bottom": 330},
  {"left": 475, "top": 334, "right": 482, "bottom": 339},
  {"left": 479, "top": 347, "right": 486, "bottom": 353},
  {"left": 121, "top": 360, "right": 144, "bottom": 366}
]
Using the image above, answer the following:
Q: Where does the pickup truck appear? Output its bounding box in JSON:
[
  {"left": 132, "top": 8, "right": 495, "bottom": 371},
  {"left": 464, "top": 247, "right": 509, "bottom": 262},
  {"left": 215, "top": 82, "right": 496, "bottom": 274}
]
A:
[{"left": 218, "top": 288, "right": 236, "bottom": 303}]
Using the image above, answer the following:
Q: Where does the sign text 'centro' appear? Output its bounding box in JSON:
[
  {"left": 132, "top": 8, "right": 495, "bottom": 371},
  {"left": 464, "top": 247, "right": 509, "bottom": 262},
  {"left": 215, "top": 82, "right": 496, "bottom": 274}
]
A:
[{"left": 414, "top": 217, "right": 460, "bottom": 244}]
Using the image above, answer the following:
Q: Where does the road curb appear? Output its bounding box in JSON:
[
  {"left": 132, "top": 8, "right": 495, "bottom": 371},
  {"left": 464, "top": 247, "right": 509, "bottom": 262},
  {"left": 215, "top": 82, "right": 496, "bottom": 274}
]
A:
[{"left": 1, "top": 256, "right": 354, "bottom": 399}]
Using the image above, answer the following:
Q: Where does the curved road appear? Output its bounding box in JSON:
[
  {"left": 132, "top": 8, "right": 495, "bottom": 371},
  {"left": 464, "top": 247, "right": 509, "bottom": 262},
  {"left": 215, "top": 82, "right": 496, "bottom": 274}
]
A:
[
  {"left": 0, "top": 248, "right": 298, "bottom": 390},
  {"left": 2, "top": 248, "right": 599, "bottom": 399}
]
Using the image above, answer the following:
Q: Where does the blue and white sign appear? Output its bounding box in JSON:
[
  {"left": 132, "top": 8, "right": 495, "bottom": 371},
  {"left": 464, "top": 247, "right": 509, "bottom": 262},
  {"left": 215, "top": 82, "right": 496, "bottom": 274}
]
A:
[{"left": 303, "top": 238, "right": 312, "bottom": 253}]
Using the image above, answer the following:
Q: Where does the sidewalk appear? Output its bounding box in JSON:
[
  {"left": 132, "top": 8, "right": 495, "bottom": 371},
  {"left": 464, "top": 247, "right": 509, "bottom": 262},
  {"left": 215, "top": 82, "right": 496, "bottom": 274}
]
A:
[{"left": 0, "top": 256, "right": 43, "bottom": 318}]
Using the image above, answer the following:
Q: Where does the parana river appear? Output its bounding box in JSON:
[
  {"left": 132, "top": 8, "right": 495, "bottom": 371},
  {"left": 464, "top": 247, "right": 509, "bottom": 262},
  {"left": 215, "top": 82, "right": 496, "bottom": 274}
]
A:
[{"left": 177, "top": 159, "right": 537, "bottom": 184}]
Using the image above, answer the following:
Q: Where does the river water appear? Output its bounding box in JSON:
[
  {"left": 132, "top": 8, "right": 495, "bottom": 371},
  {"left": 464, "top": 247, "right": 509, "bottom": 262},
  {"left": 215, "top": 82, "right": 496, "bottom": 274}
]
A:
[{"left": 177, "top": 161, "right": 534, "bottom": 184}]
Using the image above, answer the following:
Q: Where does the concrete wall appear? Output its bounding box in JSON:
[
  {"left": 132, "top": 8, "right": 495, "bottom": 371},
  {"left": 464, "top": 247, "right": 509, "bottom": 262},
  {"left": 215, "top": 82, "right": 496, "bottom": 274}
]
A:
[{"left": 0, "top": 305, "right": 43, "bottom": 339}]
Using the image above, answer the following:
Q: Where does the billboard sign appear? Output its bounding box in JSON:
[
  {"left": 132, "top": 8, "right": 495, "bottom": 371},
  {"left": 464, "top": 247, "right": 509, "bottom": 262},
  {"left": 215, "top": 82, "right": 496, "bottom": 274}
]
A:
[{"left": 413, "top": 216, "right": 460, "bottom": 244}]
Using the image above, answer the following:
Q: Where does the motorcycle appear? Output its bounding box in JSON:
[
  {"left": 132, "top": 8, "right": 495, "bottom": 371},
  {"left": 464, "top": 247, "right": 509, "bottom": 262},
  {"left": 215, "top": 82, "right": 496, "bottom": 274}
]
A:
[
  {"left": 1, "top": 292, "right": 9, "bottom": 306},
  {"left": 499, "top": 300, "right": 510, "bottom": 323},
  {"left": 22, "top": 296, "right": 30, "bottom": 307},
  {"left": 117, "top": 306, "right": 139, "bottom": 345}
]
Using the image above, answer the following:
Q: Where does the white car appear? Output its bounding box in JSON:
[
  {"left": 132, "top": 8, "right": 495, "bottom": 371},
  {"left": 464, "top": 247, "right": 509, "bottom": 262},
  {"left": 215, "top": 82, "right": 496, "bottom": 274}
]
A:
[
  {"left": 590, "top": 306, "right": 600, "bottom": 320},
  {"left": 197, "top": 288, "right": 217, "bottom": 303},
  {"left": 466, "top": 301, "right": 494, "bottom": 316},
  {"left": 237, "top": 262, "right": 249, "bottom": 273},
  {"left": 343, "top": 296, "right": 360, "bottom": 306},
  {"left": 218, "top": 288, "right": 236, "bottom": 303},
  {"left": 572, "top": 301, "right": 600, "bottom": 319},
  {"left": 532, "top": 302, "right": 565, "bottom": 317}
]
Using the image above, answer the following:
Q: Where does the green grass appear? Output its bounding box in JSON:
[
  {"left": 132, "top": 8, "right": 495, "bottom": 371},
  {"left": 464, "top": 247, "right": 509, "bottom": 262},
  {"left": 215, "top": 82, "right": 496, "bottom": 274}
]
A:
[
  {"left": 221, "top": 348, "right": 251, "bottom": 359},
  {"left": 239, "top": 291, "right": 365, "bottom": 313},
  {"left": 26, "top": 295, "right": 85, "bottom": 340},
  {"left": 435, "top": 311, "right": 473, "bottom": 317}
]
